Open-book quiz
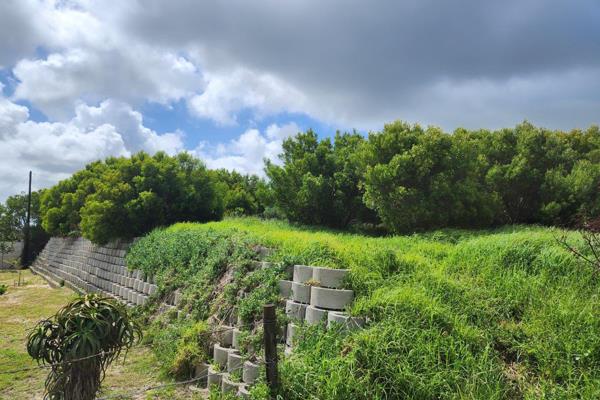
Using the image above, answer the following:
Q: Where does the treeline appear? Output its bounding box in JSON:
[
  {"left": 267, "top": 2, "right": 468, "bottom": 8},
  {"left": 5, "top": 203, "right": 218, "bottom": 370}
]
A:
[
  {"left": 267, "top": 121, "right": 600, "bottom": 231},
  {"left": 40, "top": 152, "right": 271, "bottom": 243},
  {"left": 37, "top": 121, "right": 600, "bottom": 243}
]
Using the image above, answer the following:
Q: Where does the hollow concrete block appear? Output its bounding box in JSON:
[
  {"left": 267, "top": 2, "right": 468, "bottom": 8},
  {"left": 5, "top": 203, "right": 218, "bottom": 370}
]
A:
[
  {"left": 310, "top": 287, "right": 353, "bottom": 310},
  {"left": 227, "top": 352, "right": 244, "bottom": 373},
  {"left": 232, "top": 328, "right": 241, "bottom": 350},
  {"left": 207, "top": 366, "right": 223, "bottom": 388},
  {"left": 327, "top": 312, "right": 365, "bottom": 331},
  {"left": 194, "top": 362, "right": 209, "bottom": 388},
  {"left": 293, "top": 265, "right": 314, "bottom": 283},
  {"left": 238, "top": 386, "right": 251, "bottom": 399},
  {"left": 221, "top": 375, "right": 244, "bottom": 393},
  {"left": 285, "top": 299, "right": 307, "bottom": 321},
  {"left": 218, "top": 326, "right": 234, "bottom": 347},
  {"left": 242, "top": 361, "right": 260, "bottom": 385},
  {"left": 278, "top": 280, "right": 293, "bottom": 298},
  {"left": 213, "top": 343, "right": 236, "bottom": 368},
  {"left": 291, "top": 282, "right": 311, "bottom": 304},
  {"left": 286, "top": 323, "right": 298, "bottom": 347},
  {"left": 305, "top": 305, "right": 329, "bottom": 325},
  {"left": 312, "top": 267, "right": 348, "bottom": 289}
]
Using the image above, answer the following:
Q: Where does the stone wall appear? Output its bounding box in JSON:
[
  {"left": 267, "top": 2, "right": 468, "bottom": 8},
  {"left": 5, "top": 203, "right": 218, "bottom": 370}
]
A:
[
  {"left": 0, "top": 241, "right": 23, "bottom": 269},
  {"left": 31, "top": 237, "right": 158, "bottom": 306}
]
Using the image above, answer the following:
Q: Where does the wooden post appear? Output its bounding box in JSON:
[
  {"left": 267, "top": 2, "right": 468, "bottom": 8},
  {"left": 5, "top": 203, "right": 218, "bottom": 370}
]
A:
[{"left": 263, "top": 304, "right": 278, "bottom": 399}]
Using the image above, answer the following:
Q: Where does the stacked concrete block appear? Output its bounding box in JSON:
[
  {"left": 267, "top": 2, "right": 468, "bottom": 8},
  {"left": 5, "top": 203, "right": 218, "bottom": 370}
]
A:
[
  {"left": 279, "top": 264, "right": 364, "bottom": 352},
  {"left": 30, "top": 237, "right": 159, "bottom": 309},
  {"left": 205, "top": 324, "right": 260, "bottom": 397}
]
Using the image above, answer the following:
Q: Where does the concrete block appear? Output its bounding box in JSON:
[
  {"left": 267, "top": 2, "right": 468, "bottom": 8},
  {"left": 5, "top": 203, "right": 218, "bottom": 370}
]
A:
[
  {"left": 286, "top": 323, "right": 298, "bottom": 347},
  {"left": 207, "top": 366, "right": 223, "bottom": 388},
  {"left": 232, "top": 328, "right": 242, "bottom": 350},
  {"left": 194, "top": 362, "right": 209, "bottom": 388},
  {"left": 221, "top": 375, "right": 244, "bottom": 393},
  {"left": 242, "top": 361, "right": 260, "bottom": 385},
  {"left": 305, "top": 305, "right": 328, "bottom": 325},
  {"left": 285, "top": 300, "right": 307, "bottom": 321},
  {"left": 143, "top": 282, "right": 150, "bottom": 294},
  {"left": 279, "top": 280, "right": 293, "bottom": 298},
  {"left": 213, "top": 343, "right": 236, "bottom": 368},
  {"left": 293, "top": 265, "right": 314, "bottom": 283},
  {"left": 227, "top": 352, "right": 244, "bottom": 373},
  {"left": 312, "top": 267, "right": 348, "bottom": 289},
  {"left": 148, "top": 284, "right": 158, "bottom": 296},
  {"left": 327, "top": 312, "right": 365, "bottom": 331},
  {"left": 238, "top": 386, "right": 251, "bottom": 399},
  {"left": 291, "top": 282, "right": 311, "bottom": 304},
  {"left": 218, "top": 326, "right": 234, "bottom": 347},
  {"left": 310, "top": 287, "right": 353, "bottom": 310}
]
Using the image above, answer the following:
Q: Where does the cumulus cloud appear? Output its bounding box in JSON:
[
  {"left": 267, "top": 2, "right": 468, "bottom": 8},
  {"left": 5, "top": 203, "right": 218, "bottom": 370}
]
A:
[
  {"left": 188, "top": 68, "right": 307, "bottom": 126},
  {"left": 0, "top": 91, "right": 184, "bottom": 200},
  {"left": 195, "top": 122, "right": 300, "bottom": 176}
]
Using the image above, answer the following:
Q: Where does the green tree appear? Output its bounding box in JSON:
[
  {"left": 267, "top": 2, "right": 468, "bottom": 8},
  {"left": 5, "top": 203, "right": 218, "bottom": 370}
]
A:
[{"left": 266, "top": 130, "right": 376, "bottom": 228}]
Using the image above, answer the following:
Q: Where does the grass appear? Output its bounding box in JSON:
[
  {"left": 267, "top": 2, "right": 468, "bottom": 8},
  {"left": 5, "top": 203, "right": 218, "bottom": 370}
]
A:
[
  {"left": 0, "top": 270, "right": 208, "bottom": 399},
  {"left": 129, "top": 217, "right": 600, "bottom": 399}
]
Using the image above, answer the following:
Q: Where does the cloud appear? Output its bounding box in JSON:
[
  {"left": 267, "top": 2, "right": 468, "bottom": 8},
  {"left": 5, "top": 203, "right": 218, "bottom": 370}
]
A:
[
  {"left": 195, "top": 122, "right": 300, "bottom": 176},
  {"left": 0, "top": 92, "right": 184, "bottom": 201},
  {"left": 188, "top": 68, "right": 307, "bottom": 126}
]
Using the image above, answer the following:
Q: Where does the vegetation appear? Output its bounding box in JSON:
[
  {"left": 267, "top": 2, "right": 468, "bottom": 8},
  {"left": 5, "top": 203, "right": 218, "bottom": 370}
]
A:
[
  {"left": 124, "top": 218, "right": 600, "bottom": 399},
  {"left": 0, "top": 284, "right": 7, "bottom": 295},
  {"left": 271, "top": 121, "right": 600, "bottom": 232},
  {"left": 0, "top": 191, "right": 49, "bottom": 265},
  {"left": 27, "top": 294, "right": 142, "bottom": 400}
]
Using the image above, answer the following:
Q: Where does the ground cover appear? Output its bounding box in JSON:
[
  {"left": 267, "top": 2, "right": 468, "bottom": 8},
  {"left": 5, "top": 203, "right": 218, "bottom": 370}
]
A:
[{"left": 127, "top": 217, "right": 600, "bottom": 399}]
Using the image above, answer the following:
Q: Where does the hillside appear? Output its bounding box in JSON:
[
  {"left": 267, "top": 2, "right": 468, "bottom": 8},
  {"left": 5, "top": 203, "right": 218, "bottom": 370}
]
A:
[{"left": 123, "top": 217, "right": 600, "bottom": 399}]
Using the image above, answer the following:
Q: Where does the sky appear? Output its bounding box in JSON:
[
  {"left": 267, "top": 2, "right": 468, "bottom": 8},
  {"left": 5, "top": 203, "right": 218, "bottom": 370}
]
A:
[{"left": 1, "top": 0, "right": 599, "bottom": 201}]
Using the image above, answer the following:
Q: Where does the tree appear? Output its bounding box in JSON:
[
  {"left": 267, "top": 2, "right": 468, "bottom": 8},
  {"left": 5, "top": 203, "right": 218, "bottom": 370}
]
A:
[
  {"left": 266, "top": 130, "right": 376, "bottom": 228},
  {"left": 27, "top": 294, "right": 141, "bottom": 400}
]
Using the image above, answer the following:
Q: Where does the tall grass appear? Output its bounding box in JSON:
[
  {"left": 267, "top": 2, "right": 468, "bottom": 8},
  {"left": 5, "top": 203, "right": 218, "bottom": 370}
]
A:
[{"left": 130, "top": 218, "right": 600, "bottom": 398}]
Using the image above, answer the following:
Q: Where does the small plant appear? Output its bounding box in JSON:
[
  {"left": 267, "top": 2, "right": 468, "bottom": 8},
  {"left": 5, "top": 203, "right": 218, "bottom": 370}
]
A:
[
  {"left": 27, "top": 294, "right": 141, "bottom": 400},
  {"left": 557, "top": 216, "right": 600, "bottom": 274},
  {"left": 0, "top": 284, "right": 7, "bottom": 295},
  {"left": 304, "top": 278, "right": 321, "bottom": 287}
]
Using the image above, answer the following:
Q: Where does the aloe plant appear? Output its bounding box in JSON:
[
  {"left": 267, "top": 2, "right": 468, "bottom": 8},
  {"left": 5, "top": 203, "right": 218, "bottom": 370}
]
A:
[{"left": 27, "top": 294, "right": 142, "bottom": 400}]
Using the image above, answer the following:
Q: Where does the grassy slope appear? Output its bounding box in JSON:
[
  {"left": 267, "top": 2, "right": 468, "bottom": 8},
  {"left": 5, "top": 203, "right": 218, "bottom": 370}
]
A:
[
  {"left": 0, "top": 270, "right": 207, "bottom": 400},
  {"left": 162, "top": 218, "right": 599, "bottom": 399}
]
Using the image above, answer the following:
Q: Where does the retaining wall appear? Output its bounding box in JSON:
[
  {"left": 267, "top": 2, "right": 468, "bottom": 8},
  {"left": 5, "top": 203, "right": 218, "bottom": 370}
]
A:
[{"left": 30, "top": 237, "right": 158, "bottom": 307}]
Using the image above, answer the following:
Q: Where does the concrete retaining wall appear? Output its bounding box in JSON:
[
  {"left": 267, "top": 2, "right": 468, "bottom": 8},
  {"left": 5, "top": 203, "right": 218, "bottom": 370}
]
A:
[{"left": 30, "top": 237, "right": 159, "bottom": 307}]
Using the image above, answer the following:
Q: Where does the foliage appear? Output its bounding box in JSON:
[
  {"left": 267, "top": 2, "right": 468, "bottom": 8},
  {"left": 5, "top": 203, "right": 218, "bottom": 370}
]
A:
[
  {"left": 267, "top": 121, "right": 600, "bottom": 232},
  {"left": 266, "top": 130, "right": 377, "bottom": 228},
  {"left": 0, "top": 283, "right": 7, "bottom": 295},
  {"left": 40, "top": 152, "right": 223, "bottom": 244},
  {"left": 145, "top": 319, "right": 210, "bottom": 379},
  {"left": 211, "top": 169, "right": 271, "bottom": 217},
  {"left": 154, "top": 217, "right": 600, "bottom": 399},
  {"left": 26, "top": 294, "right": 141, "bottom": 400}
]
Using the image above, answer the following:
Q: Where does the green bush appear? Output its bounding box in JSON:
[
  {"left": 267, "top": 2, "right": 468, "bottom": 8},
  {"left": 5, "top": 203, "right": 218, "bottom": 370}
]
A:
[{"left": 40, "top": 152, "right": 223, "bottom": 244}]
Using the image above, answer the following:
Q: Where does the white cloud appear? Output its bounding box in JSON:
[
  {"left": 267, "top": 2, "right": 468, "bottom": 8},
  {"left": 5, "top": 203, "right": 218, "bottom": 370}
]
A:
[
  {"left": 13, "top": 47, "right": 203, "bottom": 120},
  {"left": 0, "top": 94, "right": 184, "bottom": 201},
  {"left": 195, "top": 122, "right": 300, "bottom": 176},
  {"left": 188, "top": 68, "right": 307, "bottom": 126}
]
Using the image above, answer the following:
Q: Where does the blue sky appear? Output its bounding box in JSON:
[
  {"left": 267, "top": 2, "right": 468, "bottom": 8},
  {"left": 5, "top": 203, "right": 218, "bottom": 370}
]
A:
[{"left": 1, "top": 0, "right": 599, "bottom": 201}]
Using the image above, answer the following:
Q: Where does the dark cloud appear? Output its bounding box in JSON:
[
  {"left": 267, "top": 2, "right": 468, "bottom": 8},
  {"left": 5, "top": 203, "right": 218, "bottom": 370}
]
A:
[{"left": 121, "top": 0, "right": 600, "bottom": 129}]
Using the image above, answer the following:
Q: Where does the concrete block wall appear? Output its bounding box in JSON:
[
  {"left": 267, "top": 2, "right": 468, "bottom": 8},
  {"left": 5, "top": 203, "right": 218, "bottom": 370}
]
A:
[
  {"left": 30, "top": 237, "right": 159, "bottom": 307},
  {"left": 282, "top": 265, "right": 365, "bottom": 352}
]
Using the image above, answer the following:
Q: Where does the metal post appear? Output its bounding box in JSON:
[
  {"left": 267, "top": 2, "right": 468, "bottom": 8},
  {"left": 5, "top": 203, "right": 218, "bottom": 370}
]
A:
[
  {"left": 21, "top": 171, "right": 32, "bottom": 267},
  {"left": 263, "top": 304, "right": 279, "bottom": 399}
]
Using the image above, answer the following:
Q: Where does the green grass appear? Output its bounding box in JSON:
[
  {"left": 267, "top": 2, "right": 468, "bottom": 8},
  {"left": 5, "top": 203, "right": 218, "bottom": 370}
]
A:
[{"left": 129, "top": 217, "right": 600, "bottom": 399}]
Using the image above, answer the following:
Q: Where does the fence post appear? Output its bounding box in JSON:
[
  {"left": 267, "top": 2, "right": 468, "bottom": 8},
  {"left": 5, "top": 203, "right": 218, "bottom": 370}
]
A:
[{"left": 263, "top": 303, "right": 279, "bottom": 399}]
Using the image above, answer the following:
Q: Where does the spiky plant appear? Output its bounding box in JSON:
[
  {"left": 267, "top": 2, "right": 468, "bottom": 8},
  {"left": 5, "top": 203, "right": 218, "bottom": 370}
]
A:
[{"left": 27, "top": 294, "right": 142, "bottom": 400}]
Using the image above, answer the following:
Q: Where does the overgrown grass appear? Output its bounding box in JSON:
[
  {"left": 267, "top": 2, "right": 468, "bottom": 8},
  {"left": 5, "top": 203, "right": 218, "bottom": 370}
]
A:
[{"left": 127, "top": 217, "right": 600, "bottom": 399}]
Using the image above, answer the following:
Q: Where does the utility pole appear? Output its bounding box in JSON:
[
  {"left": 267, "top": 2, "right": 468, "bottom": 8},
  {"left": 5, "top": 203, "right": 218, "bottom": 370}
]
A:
[{"left": 21, "top": 171, "right": 32, "bottom": 267}]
